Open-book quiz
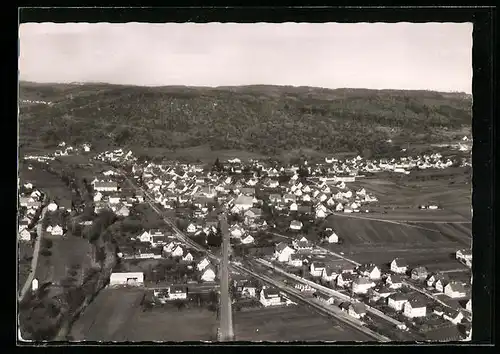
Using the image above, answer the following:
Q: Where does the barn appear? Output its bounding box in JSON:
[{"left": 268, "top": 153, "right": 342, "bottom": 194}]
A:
[{"left": 109, "top": 272, "right": 144, "bottom": 287}]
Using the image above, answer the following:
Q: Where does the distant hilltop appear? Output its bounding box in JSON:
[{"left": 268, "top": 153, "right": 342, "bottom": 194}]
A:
[{"left": 19, "top": 81, "right": 472, "bottom": 157}]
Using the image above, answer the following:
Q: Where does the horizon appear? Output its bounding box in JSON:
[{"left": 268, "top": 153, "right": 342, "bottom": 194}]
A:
[
  {"left": 19, "top": 80, "right": 471, "bottom": 95},
  {"left": 19, "top": 22, "right": 472, "bottom": 94}
]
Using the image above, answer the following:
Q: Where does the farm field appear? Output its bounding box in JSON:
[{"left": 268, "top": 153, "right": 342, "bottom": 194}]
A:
[
  {"left": 19, "top": 163, "right": 72, "bottom": 203},
  {"left": 233, "top": 305, "right": 374, "bottom": 342},
  {"left": 35, "top": 235, "right": 95, "bottom": 285},
  {"left": 69, "top": 288, "right": 218, "bottom": 341},
  {"left": 18, "top": 243, "right": 34, "bottom": 292},
  {"left": 325, "top": 215, "right": 471, "bottom": 247}
]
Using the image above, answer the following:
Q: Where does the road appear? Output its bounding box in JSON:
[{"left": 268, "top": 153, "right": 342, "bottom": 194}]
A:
[
  {"left": 114, "top": 167, "right": 389, "bottom": 342},
  {"left": 218, "top": 214, "right": 234, "bottom": 341},
  {"left": 19, "top": 204, "right": 48, "bottom": 302}
]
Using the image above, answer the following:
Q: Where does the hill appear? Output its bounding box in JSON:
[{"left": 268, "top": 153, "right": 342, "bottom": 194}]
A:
[{"left": 18, "top": 81, "right": 472, "bottom": 158}]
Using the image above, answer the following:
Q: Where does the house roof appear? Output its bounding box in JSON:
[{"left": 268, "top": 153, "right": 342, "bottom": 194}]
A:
[
  {"left": 407, "top": 298, "right": 427, "bottom": 309},
  {"left": 388, "top": 293, "right": 408, "bottom": 302},
  {"left": 290, "top": 220, "right": 303, "bottom": 227},
  {"left": 275, "top": 242, "right": 291, "bottom": 252},
  {"left": 339, "top": 272, "right": 355, "bottom": 281},
  {"left": 353, "top": 276, "right": 373, "bottom": 285},
  {"left": 234, "top": 195, "right": 254, "bottom": 205},
  {"left": 169, "top": 285, "right": 187, "bottom": 294},
  {"left": 312, "top": 261, "right": 326, "bottom": 269},
  {"left": 263, "top": 287, "right": 280, "bottom": 298},
  {"left": 446, "top": 281, "right": 466, "bottom": 293},
  {"left": 387, "top": 274, "right": 403, "bottom": 283},
  {"left": 392, "top": 258, "right": 408, "bottom": 267}
]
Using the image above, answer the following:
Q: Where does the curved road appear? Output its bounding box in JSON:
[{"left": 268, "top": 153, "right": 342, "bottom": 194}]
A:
[{"left": 19, "top": 204, "right": 48, "bottom": 302}]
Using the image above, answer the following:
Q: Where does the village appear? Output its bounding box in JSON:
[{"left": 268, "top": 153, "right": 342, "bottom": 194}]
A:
[{"left": 18, "top": 140, "right": 472, "bottom": 341}]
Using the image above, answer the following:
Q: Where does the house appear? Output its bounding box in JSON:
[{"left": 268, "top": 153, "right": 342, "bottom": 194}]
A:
[
  {"left": 47, "top": 202, "right": 58, "bottom": 212},
  {"left": 197, "top": 257, "right": 211, "bottom": 272},
  {"left": 289, "top": 202, "right": 298, "bottom": 211},
  {"left": 289, "top": 220, "right": 303, "bottom": 231},
  {"left": 313, "top": 292, "right": 335, "bottom": 305},
  {"left": 427, "top": 273, "right": 449, "bottom": 288},
  {"left": 387, "top": 293, "right": 408, "bottom": 311},
  {"left": 181, "top": 251, "right": 194, "bottom": 262},
  {"left": 371, "top": 286, "right": 394, "bottom": 299},
  {"left": 358, "top": 264, "right": 381, "bottom": 280},
  {"left": 456, "top": 249, "right": 472, "bottom": 262},
  {"left": 108, "top": 195, "right": 121, "bottom": 204},
  {"left": 443, "top": 309, "right": 464, "bottom": 325},
  {"left": 466, "top": 298, "right": 472, "bottom": 312},
  {"left": 275, "top": 242, "right": 296, "bottom": 263},
  {"left": 109, "top": 272, "right": 144, "bottom": 287},
  {"left": 321, "top": 266, "right": 339, "bottom": 283},
  {"left": 444, "top": 281, "right": 467, "bottom": 298},
  {"left": 94, "top": 181, "right": 118, "bottom": 192},
  {"left": 259, "top": 287, "right": 283, "bottom": 307},
  {"left": 51, "top": 225, "right": 64, "bottom": 236},
  {"left": 315, "top": 208, "right": 327, "bottom": 219},
  {"left": 337, "top": 272, "right": 355, "bottom": 288},
  {"left": 167, "top": 285, "right": 188, "bottom": 300},
  {"left": 233, "top": 195, "right": 254, "bottom": 212},
  {"left": 241, "top": 234, "right": 255, "bottom": 245},
  {"left": 19, "top": 229, "right": 31, "bottom": 241},
  {"left": 310, "top": 261, "right": 326, "bottom": 277},
  {"left": 288, "top": 254, "right": 304, "bottom": 268},
  {"left": 230, "top": 224, "right": 245, "bottom": 238},
  {"left": 403, "top": 298, "right": 427, "bottom": 318},
  {"left": 352, "top": 276, "right": 375, "bottom": 294},
  {"left": 244, "top": 208, "right": 262, "bottom": 220},
  {"left": 390, "top": 258, "right": 409, "bottom": 274},
  {"left": 411, "top": 266, "right": 428, "bottom": 281},
  {"left": 116, "top": 205, "right": 130, "bottom": 217},
  {"left": 171, "top": 245, "right": 184, "bottom": 258},
  {"left": 201, "top": 265, "right": 216, "bottom": 282},
  {"left": 435, "top": 277, "right": 450, "bottom": 293},
  {"left": 138, "top": 231, "right": 152, "bottom": 243},
  {"left": 386, "top": 274, "right": 404, "bottom": 289},
  {"left": 269, "top": 194, "right": 282, "bottom": 203},
  {"left": 324, "top": 230, "right": 339, "bottom": 244},
  {"left": 293, "top": 236, "right": 313, "bottom": 251},
  {"left": 186, "top": 223, "right": 197, "bottom": 234},
  {"left": 348, "top": 303, "right": 367, "bottom": 319}
]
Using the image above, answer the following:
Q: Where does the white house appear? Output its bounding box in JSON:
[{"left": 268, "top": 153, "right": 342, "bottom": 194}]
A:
[
  {"left": 94, "top": 181, "right": 118, "bottom": 192},
  {"left": 171, "top": 245, "right": 184, "bottom": 258},
  {"left": 322, "top": 266, "right": 339, "bottom": 283},
  {"left": 109, "top": 272, "right": 144, "bottom": 286},
  {"left": 275, "top": 242, "right": 296, "bottom": 263},
  {"left": 197, "top": 257, "right": 211, "bottom": 271},
  {"left": 108, "top": 196, "right": 121, "bottom": 204},
  {"left": 444, "top": 282, "right": 467, "bottom": 298},
  {"left": 435, "top": 278, "right": 450, "bottom": 293},
  {"left": 93, "top": 191, "right": 103, "bottom": 202},
  {"left": 168, "top": 285, "right": 188, "bottom": 300},
  {"left": 241, "top": 235, "right": 255, "bottom": 245},
  {"left": 466, "top": 298, "right": 472, "bottom": 312},
  {"left": 182, "top": 251, "right": 194, "bottom": 262},
  {"left": 51, "top": 225, "right": 64, "bottom": 236},
  {"left": 186, "top": 223, "right": 197, "bottom": 234},
  {"left": 47, "top": 202, "right": 58, "bottom": 212},
  {"left": 233, "top": 195, "right": 254, "bottom": 212},
  {"left": 230, "top": 224, "right": 245, "bottom": 238},
  {"left": 19, "top": 229, "right": 31, "bottom": 241},
  {"left": 288, "top": 254, "right": 304, "bottom": 268},
  {"left": 352, "top": 277, "right": 375, "bottom": 294},
  {"left": 337, "top": 272, "right": 355, "bottom": 288},
  {"left": 324, "top": 230, "right": 339, "bottom": 243},
  {"left": 310, "top": 261, "right": 326, "bottom": 277},
  {"left": 390, "top": 258, "right": 409, "bottom": 274},
  {"left": 289, "top": 220, "right": 303, "bottom": 231},
  {"left": 358, "top": 264, "right": 381, "bottom": 280},
  {"left": 387, "top": 293, "right": 408, "bottom": 311},
  {"left": 259, "top": 287, "right": 283, "bottom": 307},
  {"left": 138, "top": 231, "right": 152, "bottom": 243},
  {"left": 403, "top": 298, "right": 427, "bottom": 318},
  {"left": 386, "top": 274, "right": 404, "bottom": 289},
  {"left": 289, "top": 202, "right": 298, "bottom": 211},
  {"left": 201, "top": 266, "right": 216, "bottom": 282}
]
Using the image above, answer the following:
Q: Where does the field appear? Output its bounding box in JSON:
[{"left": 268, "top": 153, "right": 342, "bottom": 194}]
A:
[
  {"left": 35, "top": 235, "right": 95, "bottom": 285},
  {"left": 70, "top": 288, "right": 218, "bottom": 341},
  {"left": 233, "top": 305, "right": 373, "bottom": 342},
  {"left": 325, "top": 215, "right": 471, "bottom": 247},
  {"left": 19, "top": 163, "right": 72, "bottom": 203}
]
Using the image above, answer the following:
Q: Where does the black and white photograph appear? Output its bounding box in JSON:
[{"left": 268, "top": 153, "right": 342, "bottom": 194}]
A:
[{"left": 18, "top": 18, "right": 477, "bottom": 343}]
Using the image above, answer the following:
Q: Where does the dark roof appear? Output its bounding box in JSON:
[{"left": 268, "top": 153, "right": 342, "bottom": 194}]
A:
[{"left": 350, "top": 302, "right": 367, "bottom": 314}]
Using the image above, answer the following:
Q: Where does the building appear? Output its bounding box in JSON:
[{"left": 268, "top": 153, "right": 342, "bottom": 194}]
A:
[
  {"left": 352, "top": 276, "right": 375, "bottom": 294},
  {"left": 275, "top": 242, "right": 295, "bottom": 263},
  {"left": 443, "top": 310, "right": 464, "bottom": 325},
  {"left": 168, "top": 285, "right": 188, "bottom": 300},
  {"left": 403, "top": 298, "right": 427, "bottom": 318},
  {"left": 109, "top": 272, "right": 144, "bottom": 286},
  {"left": 358, "top": 264, "right": 381, "bottom": 280},
  {"left": 337, "top": 272, "right": 355, "bottom": 288},
  {"left": 387, "top": 293, "right": 408, "bottom": 311},
  {"left": 201, "top": 265, "right": 216, "bottom": 282},
  {"left": 259, "top": 287, "right": 283, "bottom": 307},
  {"left": 390, "top": 258, "right": 408, "bottom": 274},
  {"left": 289, "top": 220, "right": 303, "bottom": 231},
  {"left": 386, "top": 274, "right": 404, "bottom": 289},
  {"left": 411, "top": 266, "right": 428, "bottom": 281},
  {"left": 444, "top": 281, "right": 467, "bottom": 298},
  {"left": 466, "top": 298, "right": 472, "bottom": 312},
  {"left": 310, "top": 261, "right": 326, "bottom": 277},
  {"left": 324, "top": 230, "right": 339, "bottom": 243},
  {"left": 348, "top": 302, "right": 367, "bottom": 319},
  {"left": 94, "top": 181, "right": 118, "bottom": 192}
]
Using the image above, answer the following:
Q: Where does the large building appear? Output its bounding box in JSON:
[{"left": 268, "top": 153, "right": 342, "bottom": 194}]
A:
[{"left": 109, "top": 272, "right": 144, "bottom": 286}]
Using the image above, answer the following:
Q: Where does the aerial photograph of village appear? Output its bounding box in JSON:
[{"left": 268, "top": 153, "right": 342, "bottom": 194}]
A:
[{"left": 18, "top": 21, "right": 473, "bottom": 342}]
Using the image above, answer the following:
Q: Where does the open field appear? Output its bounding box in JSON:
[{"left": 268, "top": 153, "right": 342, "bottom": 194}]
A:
[
  {"left": 19, "top": 163, "right": 72, "bottom": 203},
  {"left": 36, "top": 235, "right": 95, "bottom": 285},
  {"left": 325, "top": 215, "right": 470, "bottom": 247},
  {"left": 70, "top": 288, "right": 218, "bottom": 341},
  {"left": 18, "top": 243, "right": 34, "bottom": 291},
  {"left": 233, "top": 305, "right": 374, "bottom": 342}
]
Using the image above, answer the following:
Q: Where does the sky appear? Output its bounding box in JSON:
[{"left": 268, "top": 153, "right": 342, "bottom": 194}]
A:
[{"left": 19, "top": 22, "right": 473, "bottom": 93}]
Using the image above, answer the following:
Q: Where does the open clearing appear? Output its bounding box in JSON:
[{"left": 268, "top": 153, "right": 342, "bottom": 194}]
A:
[
  {"left": 19, "top": 163, "right": 72, "bottom": 203},
  {"left": 70, "top": 288, "right": 218, "bottom": 341},
  {"left": 233, "top": 305, "right": 373, "bottom": 342},
  {"left": 325, "top": 216, "right": 471, "bottom": 247},
  {"left": 36, "top": 235, "right": 95, "bottom": 285}
]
